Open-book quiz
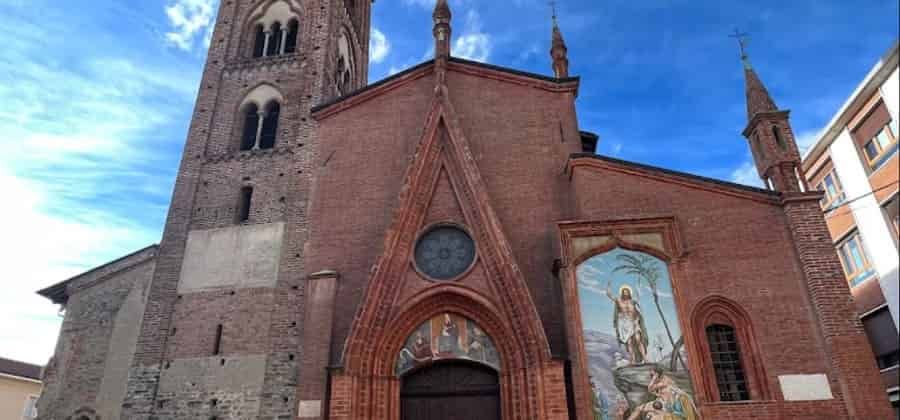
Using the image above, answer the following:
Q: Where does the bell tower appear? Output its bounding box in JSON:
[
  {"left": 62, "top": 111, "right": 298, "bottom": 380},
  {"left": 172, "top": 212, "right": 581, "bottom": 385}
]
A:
[
  {"left": 736, "top": 33, "right": 806, "bottom": 192},
  {"left": 121, "top": 1, "right": 371, "bottom": 419}
]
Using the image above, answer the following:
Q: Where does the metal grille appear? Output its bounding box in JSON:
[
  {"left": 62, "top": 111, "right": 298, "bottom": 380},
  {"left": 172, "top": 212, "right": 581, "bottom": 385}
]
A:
[{"left": 706, "top": 324, "right": 750, "bottom": 401}]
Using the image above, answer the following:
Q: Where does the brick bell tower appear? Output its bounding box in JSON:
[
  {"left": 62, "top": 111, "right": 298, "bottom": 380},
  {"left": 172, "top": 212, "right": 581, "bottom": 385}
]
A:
[
  {"left": 121, "top": 1, "right": 370, "bottom": 419},
  {"left": 738, "top": 40, "right": 807, "bottom": 192}
]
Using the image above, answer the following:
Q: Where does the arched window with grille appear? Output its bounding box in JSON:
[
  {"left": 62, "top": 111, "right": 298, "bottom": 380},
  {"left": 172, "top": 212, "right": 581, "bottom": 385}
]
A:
[
  {"left": 284, "top": 19, "right": 299, "bottom": 54},
  {"left": 691, "top": 296, "right": 770, "bottom": 403},
  {"left": 259, "top": 101, "right": 280, "bottom": 150},
  {"left": 705, "top": 324, "right": 750, "bottom": 402},
  {"left": 252, "top": 24, "right": 266, "bottom": 58},
  {"left": 240, "top": 103, "right": 260, "bottom": 151}
]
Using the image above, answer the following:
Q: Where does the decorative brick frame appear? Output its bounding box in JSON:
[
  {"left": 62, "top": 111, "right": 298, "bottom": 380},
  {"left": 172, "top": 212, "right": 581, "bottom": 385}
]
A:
[
  {"left": 328, "top": 76, "right": 567, "bottom": 420},
  {"left": 689, "top": 295, "right": 772, "bottom": 403},
  {"left": 557, "top": 217, "right": 700, "bottom": 420}
]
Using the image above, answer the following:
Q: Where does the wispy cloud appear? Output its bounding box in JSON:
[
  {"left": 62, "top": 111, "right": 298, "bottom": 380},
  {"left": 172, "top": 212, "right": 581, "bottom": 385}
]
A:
[
  {"left": 452, "top": 10, "right": 492, "bottom": 62},
  {"left": 730, "top": 160, "right": 765, "bottom": 188},
  {"left": 0, "top": 3, "right": 200, "bottom": 365},
  {"left": 370, "top": 28, "right": 391, "bottom": 63},
  {"left": 164, "top": 0, "right": 218, "bottom": 51}
]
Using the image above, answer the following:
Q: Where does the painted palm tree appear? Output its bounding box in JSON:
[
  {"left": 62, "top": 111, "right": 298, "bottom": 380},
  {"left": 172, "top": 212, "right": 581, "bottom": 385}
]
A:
[{"left": 613, "top": 252, "right": 684, "bottom": 371}]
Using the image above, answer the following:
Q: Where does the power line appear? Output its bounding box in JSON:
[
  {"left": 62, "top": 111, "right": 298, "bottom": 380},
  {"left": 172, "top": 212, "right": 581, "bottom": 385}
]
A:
[{"left": 822, "top": 181, "right": 899, "bottom": 218}]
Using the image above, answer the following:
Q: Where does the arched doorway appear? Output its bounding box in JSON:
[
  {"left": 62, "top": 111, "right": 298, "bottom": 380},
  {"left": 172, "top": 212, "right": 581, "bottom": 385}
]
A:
[{"left": 400, "top": 361, "right": 500, "bottom": 420}]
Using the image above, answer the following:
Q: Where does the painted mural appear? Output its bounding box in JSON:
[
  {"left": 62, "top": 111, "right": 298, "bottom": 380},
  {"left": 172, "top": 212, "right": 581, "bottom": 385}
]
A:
[
  {"left": 396, "top": 313, "right": 500, "bottom": 376},
  {"left": 576, "top": 248, "right": 700, "bottom": 420}
]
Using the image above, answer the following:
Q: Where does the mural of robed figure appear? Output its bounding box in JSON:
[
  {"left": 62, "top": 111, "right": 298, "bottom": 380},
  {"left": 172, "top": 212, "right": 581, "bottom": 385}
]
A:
[
  {"left": 576, "top": 247, "right": 699, "bottom": 420},
  {"left": 605, "top": 283, "right": 648, "bottom": 365}
]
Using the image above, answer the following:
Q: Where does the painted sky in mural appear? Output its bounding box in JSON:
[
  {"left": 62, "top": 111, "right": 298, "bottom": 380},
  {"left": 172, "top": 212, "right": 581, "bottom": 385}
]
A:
[
  {"left": 396, "top": 313, "right": 500, "bottom": 376},
  {"left": 577, "top": 247, "right": 699, "bottom": 420}
]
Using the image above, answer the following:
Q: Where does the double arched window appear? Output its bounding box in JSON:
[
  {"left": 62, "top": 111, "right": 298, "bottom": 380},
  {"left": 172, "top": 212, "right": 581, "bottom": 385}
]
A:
[
  {"left": 252, "top": 18, "right": 299, "bottom": 58},
  {"left": 239, "top": 100, "right": 281, "bottom": 151}
]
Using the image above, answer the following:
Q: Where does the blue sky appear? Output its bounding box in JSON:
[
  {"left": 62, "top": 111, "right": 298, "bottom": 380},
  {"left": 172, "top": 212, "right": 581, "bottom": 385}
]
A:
[{"left": 0, "top": 0, "right": 896, "bottom": 365}]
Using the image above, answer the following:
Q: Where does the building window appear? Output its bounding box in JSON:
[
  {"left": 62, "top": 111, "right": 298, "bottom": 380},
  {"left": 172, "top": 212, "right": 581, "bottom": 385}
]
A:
[
  {"left": 836, "top": 232, "right": 874, "bottom": 286},
  {"left": 706, "top": 324, "right": 751, "bottom": 402},
  {"left": 22, "top": 395, "right": 38, "bottom": 419},
  {"left": 862, "top": 124, "right": 897, "bottom": 168},
  {"left": 861, "top": 307, "right": 900, "bottom": 370},
  {"left": 237, "top": 187, "right": 253, "bottom": 223},
  {"left": 816, "top": 170, "right": 846, "bottom": 210}
]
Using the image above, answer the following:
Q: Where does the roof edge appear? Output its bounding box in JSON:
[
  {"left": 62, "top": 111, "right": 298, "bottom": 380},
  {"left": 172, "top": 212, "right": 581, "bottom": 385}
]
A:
[
  {"left": 37, "top": 244, "right": 159, "bottom": 304},
  {"left": 569, "top": 153, "right": 779, "bottom": 199}
]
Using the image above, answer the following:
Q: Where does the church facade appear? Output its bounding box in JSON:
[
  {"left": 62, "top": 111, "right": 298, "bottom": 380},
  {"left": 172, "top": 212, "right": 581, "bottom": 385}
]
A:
[{"left": 35, "top": 0, "right": 895, "bottom": 419}]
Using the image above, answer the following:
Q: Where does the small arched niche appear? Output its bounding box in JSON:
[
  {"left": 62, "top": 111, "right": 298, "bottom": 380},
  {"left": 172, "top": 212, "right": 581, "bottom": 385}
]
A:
[{"left": 396, "top": 313, "right": 500, "bottom": 376}]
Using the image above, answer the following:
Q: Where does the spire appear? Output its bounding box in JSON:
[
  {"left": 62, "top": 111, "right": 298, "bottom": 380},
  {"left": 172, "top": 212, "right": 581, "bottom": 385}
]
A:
[
  {"left": 733, "top": 29, "right": 805, "bottom": 193},
  {"left": 433, "top": 0, "right": 452, "bottom": 60},
  {"left": 549, "top": 0, "right": 569, "bottom": 78},
  {"left": 731, "top": 30, "right": 777, "bottom": 120}
]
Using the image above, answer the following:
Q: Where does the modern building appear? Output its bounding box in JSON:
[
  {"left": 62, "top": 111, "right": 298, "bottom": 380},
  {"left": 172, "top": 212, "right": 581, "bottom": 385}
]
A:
[
  {"left": 35, "top": 1, "right": 895, "bottom": 419},
  {"left": 801, "top": 41, "right": 900, "bottom": 413},
  {"left": 0, "top": 357, "right": 42, "bottom": 420}
]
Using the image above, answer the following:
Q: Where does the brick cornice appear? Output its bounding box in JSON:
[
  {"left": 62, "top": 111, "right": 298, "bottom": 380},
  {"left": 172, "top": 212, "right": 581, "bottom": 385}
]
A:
[{"left": 742, "top": 109, "right": 791, "bottom": 137}]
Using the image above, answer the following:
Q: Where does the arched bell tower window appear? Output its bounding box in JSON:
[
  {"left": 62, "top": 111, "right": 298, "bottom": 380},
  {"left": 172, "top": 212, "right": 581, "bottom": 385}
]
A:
[
  {"left": 259, "top": 101, "right": 280, "bottom": 150},
  {"left": 240, "top": 103, "right": 260, "bottom": 151},
  {"left": 252, "top": 24, "right": 266, "bottom": 58},
  {"left": 772, "top": 125, "right": 787, "bottom": 150},
  {"left": 236, "top": 85, "right": 284, "bottom": 152},
  {"left": 284, "top": 19, "right": 299, "bottom": 54},
  {"left": 267, "top": 22, "right": 283, "bottom": 56},
  {"left": 247, "top": 1, "right": 300, "bottom": 58}
]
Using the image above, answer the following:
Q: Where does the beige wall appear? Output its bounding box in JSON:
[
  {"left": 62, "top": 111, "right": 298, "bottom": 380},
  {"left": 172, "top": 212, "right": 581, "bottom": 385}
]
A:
[{"left": 0, "top": 375, "right": 41, "bottom": 419}]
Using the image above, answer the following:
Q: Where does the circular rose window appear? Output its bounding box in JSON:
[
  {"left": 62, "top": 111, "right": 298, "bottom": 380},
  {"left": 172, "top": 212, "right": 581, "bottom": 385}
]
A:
[{"left": 414, "top": 225, "right": 476, "bottom": 281}]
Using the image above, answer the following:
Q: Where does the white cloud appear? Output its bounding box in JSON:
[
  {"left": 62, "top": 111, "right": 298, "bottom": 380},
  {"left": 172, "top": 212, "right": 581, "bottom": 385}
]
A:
[
  {"left": 0, "top": 12, "right": 199, "bottom": 365},
  {"left": 730, "top": 160, "right": 765, "bottom": 188},
  {"left": 164, "top": 0, "right": 218, "bottom": 51},
  {"left": 369, "top": 28, "right": 391, "bottom": 63},
  {"left": 795, "top": 129, "right": 821, "bottom": 155},
  {"left": 452, "top": 10, "right": 492, "bottom": 62}
]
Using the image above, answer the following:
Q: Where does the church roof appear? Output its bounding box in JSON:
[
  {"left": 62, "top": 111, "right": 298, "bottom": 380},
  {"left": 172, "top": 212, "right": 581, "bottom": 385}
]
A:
[
  {"left": 570, "top": 153, "right": 779, "bottom": 197},
  {"left": 312, "top": 57, "right": 579, "bottom": 116},
  {"left": 37, "top": 244, "right": 158, "bottom": 305},
  {"left": 0, "top": 357, "right": 42, "bottom": 381}
]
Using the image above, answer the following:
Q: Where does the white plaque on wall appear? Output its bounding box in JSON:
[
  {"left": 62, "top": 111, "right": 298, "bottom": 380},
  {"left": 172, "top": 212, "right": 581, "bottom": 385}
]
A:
[
  {"left": 778, "top": 374, "right": 834, "bottom": 401},
  {"left": 298, "top": 400, "right": 322, "bottom": 418}
]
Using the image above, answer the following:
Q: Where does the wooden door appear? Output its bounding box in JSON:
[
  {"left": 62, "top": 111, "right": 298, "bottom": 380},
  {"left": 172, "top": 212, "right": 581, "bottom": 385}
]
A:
[{"left": 400, "top": 361, "right": 501, "bottom": 420}]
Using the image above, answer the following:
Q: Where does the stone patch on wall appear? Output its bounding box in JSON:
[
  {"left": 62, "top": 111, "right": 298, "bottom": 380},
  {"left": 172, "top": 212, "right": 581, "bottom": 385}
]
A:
[
  {"left": 297, "top": 400, "right": 322, "bottom": 418},
  {"left": 155, "top": 355, "right": 267, "bottom": 417},
  {"left": 778, "top": 374, "right": 834, "bottom": 401},
  {"left": 95, "top": 268, "right": 152, "bottom": 420},
  {"left": 179, "top": 223, "right": 285, "bottom": 293}
]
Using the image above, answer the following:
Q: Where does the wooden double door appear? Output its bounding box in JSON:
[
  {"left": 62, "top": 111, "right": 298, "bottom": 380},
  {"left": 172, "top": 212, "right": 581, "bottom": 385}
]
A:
[{"left": 400, "top": 361, "right": 501, "bottom": 420}]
